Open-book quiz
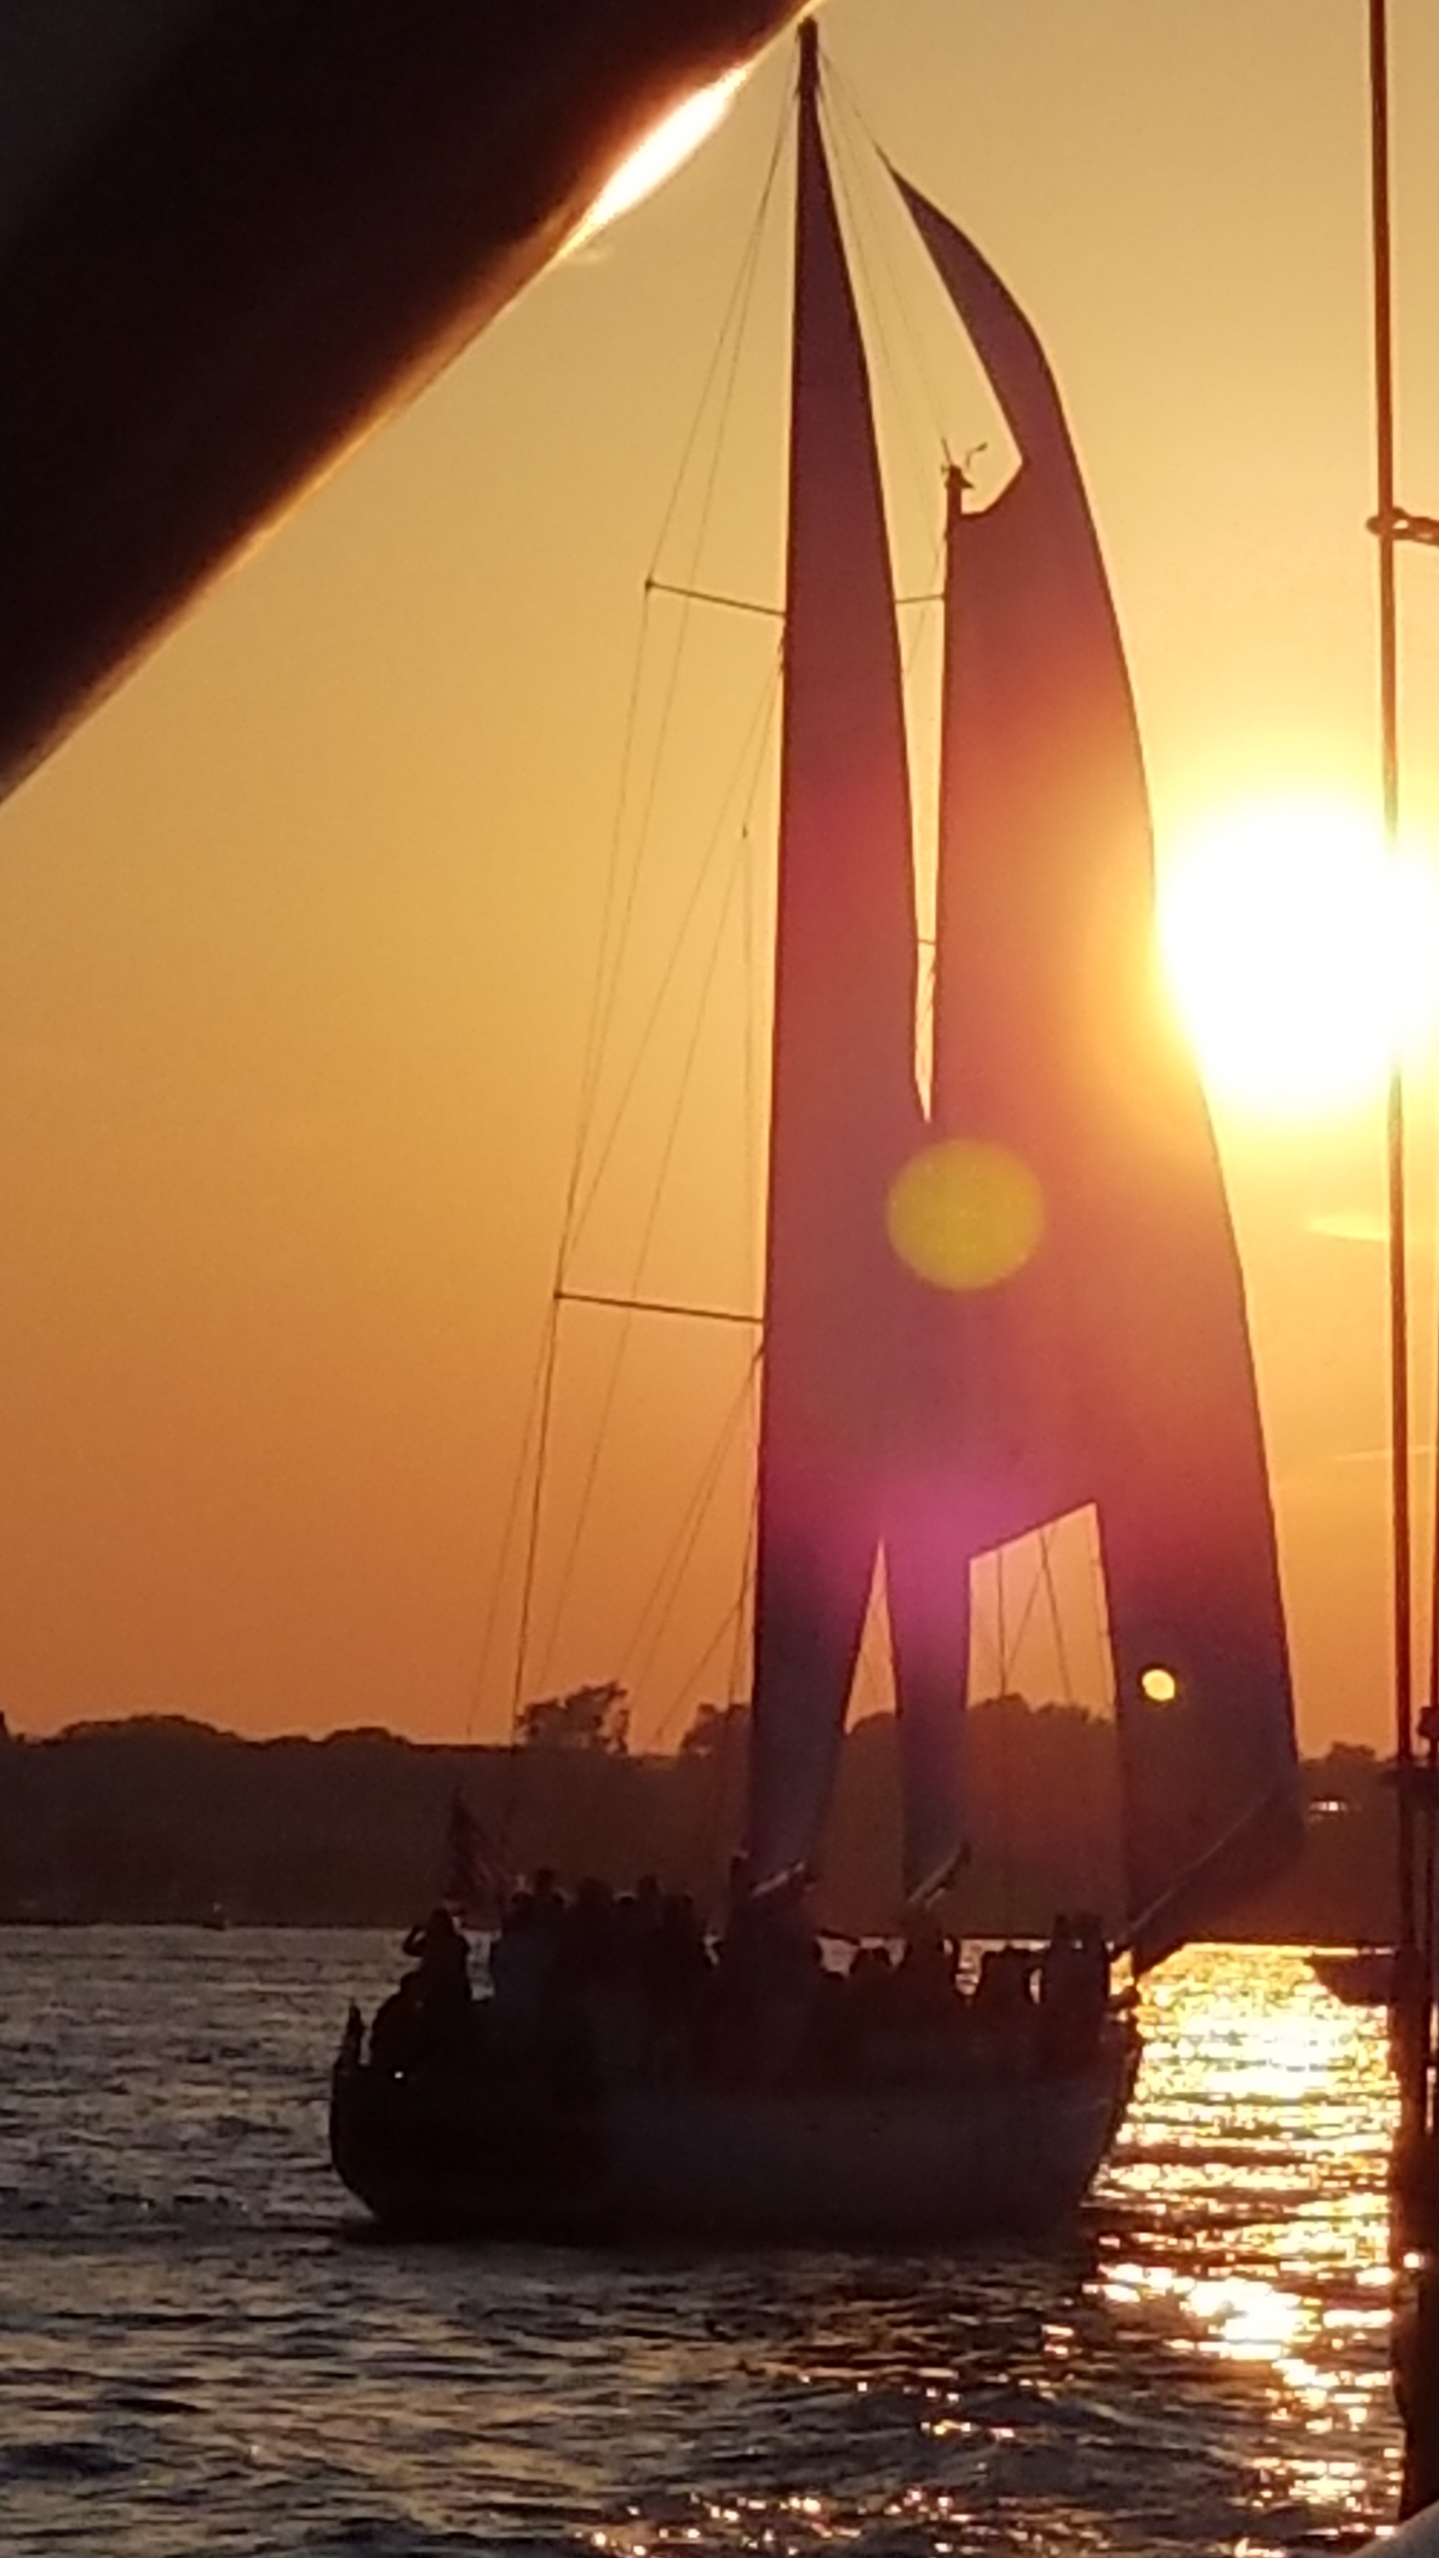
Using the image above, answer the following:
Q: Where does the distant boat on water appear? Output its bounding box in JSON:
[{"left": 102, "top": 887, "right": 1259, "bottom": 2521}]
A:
[{"left": 330, "top": 20, "right": 1300, "bottom": 2245}]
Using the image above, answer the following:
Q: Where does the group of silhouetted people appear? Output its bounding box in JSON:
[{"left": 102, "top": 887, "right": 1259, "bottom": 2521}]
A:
[{"left": 365, "top": 1872, "right": 1113, "bottom": 2099}]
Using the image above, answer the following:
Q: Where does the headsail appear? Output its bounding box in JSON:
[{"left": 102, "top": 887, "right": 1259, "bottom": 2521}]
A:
[
  {"left": 894, "top": 178, "right": 1300, "bottom": 1965},
  {"left": 746, "top": 33, "right": 925, "bottom": 1892}
]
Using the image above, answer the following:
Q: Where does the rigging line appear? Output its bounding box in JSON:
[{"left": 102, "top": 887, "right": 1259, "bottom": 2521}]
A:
[
  {"left": 698, "top": 1487, "right": 760, "bottom": 1877},
  {"left": 979, "top": 1552, "right": 1006, "bottom": 1698},
  {"left": 821, "top": 86, "right": 946, "bottom": 558},
  {"left": 568, "top": 648, "right": 782, "bottom": 1252},
  {"left": 625, "top": 1351, "right": 762, "bottom": 1723},
  {"left": 535, "top": 823, "right": 757, "bottom": 1684},
  {"left": 507, "top": 1296, "right": 564, "bottom": 1737},
  {"left": 996, "top": 1531, "right": 1049, "bottom": 1684},
  {"left": 994, "top": 1667, "right": 1016, "bottom": 1941},
  {"left": 564, "top": 70, "right": 787, "bottom": 1197},
  {"left": 991, "top": 1523, "right": 1078, "bottom": 1705},
  {"left": 482, "top": 80, "right": 785, "bottom": 1825},
  {"left": 557, "top": 1288, "right": 758, "bottom": 1327},
  {"left": 646, "top": 578, "right": 782, "bottom": 620},
  {"left": 584, "top": 104, "right": 784, "bottom": 1125},
  {"left": 1084, "top": 1506, "right": 1117, "bottom": 1712},
  {"left": 823, "top": 60, "right": 956, "bottom": 461},
  {"left": 1039, "top": 1526, "right": 1078, "bottom": 1711},
  {"left": 651, "top": 1586, "right": 752, "bottom": 1754},
  {"left": 728, "top": 1477, "right": 760, "bottom": 1708},
  {"left": 465, "top": 1306, "right": 559, "bottom": 1738},
  {"left": 646, "top": 80, "right": 791, "bottom": 583},
  {"left": 626, "top": 801, "right": 757, "bottom": 1288},
  {"left": 566, "top": 135, "right": 784, "bottom": 1276},
  {"left": 902, "top": 534, "right": 946, "bottom": 681},
  {"left": 562, "top": 587, "right": 664, "bottom": 1289},
  {"left": 741, "top": 816, "right": 760, "bottom": 1315}
]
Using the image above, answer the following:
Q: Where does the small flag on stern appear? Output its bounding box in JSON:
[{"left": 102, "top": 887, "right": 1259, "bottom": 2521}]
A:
[{"left": 441, "top": 1786, "right": 501, "bottom": 1923}]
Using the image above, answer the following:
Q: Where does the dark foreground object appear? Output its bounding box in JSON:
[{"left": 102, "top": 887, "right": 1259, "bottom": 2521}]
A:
[
  {"left": 330, "top": 2022, "right": 1139, "bottom": 2245},
  {"left": 1311, "top": 1948, "right": 1394, "bottom": 2006},
  {"left": 0, "top": 0, "right": 800, "bottom": 800}
]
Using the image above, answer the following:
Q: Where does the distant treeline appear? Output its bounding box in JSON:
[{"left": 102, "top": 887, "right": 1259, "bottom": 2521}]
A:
[{"left": 0, "top": 1698, "right": 1397, "bottom": 1941}]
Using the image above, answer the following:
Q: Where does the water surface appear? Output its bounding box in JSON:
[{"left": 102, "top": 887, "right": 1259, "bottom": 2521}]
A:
[{"left": 0, "top": 1934, "right": 1400, "bottom": 2555}]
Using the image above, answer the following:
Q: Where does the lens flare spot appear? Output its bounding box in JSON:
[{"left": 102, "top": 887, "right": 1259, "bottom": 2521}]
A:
[
  {"left": 1140, "top": 1665, "right": 1180, "bottom": 1703},
  {"left": 886, "top": 1140, "right": 1044, "bottom": 1292}
]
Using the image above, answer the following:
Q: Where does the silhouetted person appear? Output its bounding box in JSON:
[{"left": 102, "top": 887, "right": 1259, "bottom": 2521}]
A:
[
  {"left": 403, "top": 1904, "right": 471, "bottom": 2003},
  {"left": 370, "top": 1968, "right": 426, "bottom": 2073},
  {"left": 1073, "top": 1913, "right": 1110, "bottom": 2018},
  {"left": 385, "top": 1905, "right": 472, "bottom": 2065},
  {"left": 895, "top": 1914, "right": 955, "bottom": 2030}
]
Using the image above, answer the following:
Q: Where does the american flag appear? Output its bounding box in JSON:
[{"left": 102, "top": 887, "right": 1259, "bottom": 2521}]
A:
[{"left": 440, "top": 1786, "right": 503, "bottom": 1924}]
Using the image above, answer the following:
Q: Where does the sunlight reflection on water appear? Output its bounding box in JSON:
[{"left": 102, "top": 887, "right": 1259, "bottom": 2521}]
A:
[
  {"left": 0, "top": 1932, "right": 1406, "bottom": 2555},
  {"left": 1098, "top": 1943, "right": 1398, "bottom": 2539}
]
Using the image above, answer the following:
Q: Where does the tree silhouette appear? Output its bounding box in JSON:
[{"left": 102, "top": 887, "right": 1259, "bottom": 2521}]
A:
[
  {"left": 516, "top": 1679, "right": 630, "bottom": 1754},
  {"left": 678, "top": 1699, "right": 750, "bottom": 1761}
]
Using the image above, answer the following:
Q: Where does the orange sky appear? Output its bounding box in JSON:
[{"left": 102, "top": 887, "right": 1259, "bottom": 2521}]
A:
[{"left": 2, "top": 0, "right": 1439, "bottom": 1756}]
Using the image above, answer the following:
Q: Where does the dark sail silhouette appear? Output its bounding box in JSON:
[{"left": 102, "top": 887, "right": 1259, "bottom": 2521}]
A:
[
  {"left": 893, "top": 183, "right": 1299, "bottom": 1963},
  {"left": 746, "top": 72, "right": 1298, "bottom": 1956},
  {"left": 746, "top": 42, "right": 926, "bottom": 1891}
]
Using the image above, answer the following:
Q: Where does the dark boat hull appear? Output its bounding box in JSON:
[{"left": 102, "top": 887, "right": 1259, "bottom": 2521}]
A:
[{"left": 330, "top": 2029, "right": 1139, "bottom": 2245}]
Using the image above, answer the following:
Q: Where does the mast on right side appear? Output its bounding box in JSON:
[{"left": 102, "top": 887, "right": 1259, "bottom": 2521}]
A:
[
  {"left": 1367, "top": 0, "right": 1416, "bottom": 1998},
  {"left": 1368, "top": 0, "right": 1439, "bottom": 2518}
]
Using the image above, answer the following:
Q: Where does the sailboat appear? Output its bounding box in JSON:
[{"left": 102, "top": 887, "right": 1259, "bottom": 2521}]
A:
[{"left": 330, "top": 22, "right": 1300, "bottom": 2244}]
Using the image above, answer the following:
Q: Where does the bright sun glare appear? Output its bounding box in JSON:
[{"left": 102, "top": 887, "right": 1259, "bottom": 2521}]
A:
[
  {"left": 573, "top": 67, "right": 748, "bottom": 248},
  {"left": 1158, "top": 792, "right": 1439, "bottom": 1122}
]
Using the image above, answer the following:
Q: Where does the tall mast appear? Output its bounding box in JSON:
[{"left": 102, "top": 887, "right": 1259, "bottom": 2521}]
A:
[
  {"left": 797, "top": 10, "right": 817, "bottom": 103},
  {"left": 1368, "top": 0, "right": 1416, "bottom": 1962}
]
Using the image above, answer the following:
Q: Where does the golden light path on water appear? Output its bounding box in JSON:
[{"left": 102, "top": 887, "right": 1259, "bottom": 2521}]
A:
[
  {"left": 576, "top": 1947, "right": 1400, "bottom": 2557},
  {"left": 1098, "top": 1945, "right": 1398, "bottom": 2540},
  {"left": 0, "top": 1935, "right": 1402, "bottom": 2553}
]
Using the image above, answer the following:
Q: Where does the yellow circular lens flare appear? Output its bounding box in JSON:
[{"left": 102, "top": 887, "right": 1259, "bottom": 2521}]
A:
[
  {"left": 885, "top": 1139, "right": 1044, "bottom": 1293},
  {"left": 1140, "top": 1666, "right": 1179, "bottom": 1704}
]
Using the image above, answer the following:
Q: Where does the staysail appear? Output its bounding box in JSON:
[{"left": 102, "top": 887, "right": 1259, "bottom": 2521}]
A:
[
  {"left": 894, "top": 178, "right": 1300, "bottom": 1965},
  {"left": 746, "top": 33, "right": 926, "bottom": 1892}
]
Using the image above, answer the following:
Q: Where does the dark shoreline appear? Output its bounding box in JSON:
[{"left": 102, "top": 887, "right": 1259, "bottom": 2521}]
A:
[{"left": 0, "top": 1709, "right": 1392, "bottom": 1941}]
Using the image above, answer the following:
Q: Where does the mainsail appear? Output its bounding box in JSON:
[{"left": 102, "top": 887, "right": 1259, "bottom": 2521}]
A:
[
  {"left": 746, "top": 34, "right": 926, "bottom": 1890},
  {"left": 746, "top": 44, "right": 1299, "bottom": 1958}
]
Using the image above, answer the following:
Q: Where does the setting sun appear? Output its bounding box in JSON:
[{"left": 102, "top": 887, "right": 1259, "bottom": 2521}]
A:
[{"left": 1158, "top": 793, "right": 1439, "bottom": 1121}]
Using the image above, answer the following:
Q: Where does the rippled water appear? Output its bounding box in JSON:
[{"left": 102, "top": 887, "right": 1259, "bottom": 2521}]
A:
[{"left": 0, "top": 1934, "right": 1402, "bottom": 2555}]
